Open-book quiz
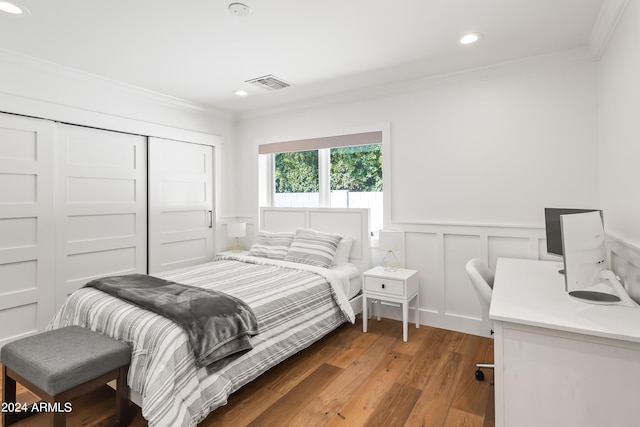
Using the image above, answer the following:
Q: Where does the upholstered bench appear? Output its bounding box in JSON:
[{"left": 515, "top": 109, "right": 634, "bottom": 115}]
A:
[{"left": 1, "top": 326, "right": 131, "bottom": 427}]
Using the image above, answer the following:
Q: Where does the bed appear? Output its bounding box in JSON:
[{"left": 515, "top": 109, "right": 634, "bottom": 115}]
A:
[{"left": 48, "top": 207, "right": 371, "bottom": 427}]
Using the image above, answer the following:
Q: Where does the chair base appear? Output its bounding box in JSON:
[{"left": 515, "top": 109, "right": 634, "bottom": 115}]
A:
[{"left": 475, "top": 363, "right": 494, "bottom": 382}]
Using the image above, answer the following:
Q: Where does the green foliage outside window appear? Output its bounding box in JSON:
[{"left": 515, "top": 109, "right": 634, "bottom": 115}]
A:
[
  {"left": 330, "top": 145, "right": 382, "bottom": 192},
  {"left": 275, "top": 150, "right": 319, "bottom": 193},
  {"left": 274, "top": 144, "right": 382, "bottom": 193}
]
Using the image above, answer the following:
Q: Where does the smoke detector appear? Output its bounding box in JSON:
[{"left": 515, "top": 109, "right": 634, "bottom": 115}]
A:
[
  {"left": 229, "top": 3, "right": 252, "bottom": 17},
  {"left": 245, "top": 75, "right": 293, "bottom": 91}
]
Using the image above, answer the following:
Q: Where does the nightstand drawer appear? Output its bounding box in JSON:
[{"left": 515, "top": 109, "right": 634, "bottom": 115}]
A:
[{"left": 365, "top": 276, "right": 404, "bottom": 296}]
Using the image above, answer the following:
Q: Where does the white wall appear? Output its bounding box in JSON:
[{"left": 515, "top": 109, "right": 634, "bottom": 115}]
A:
[
  {"left": 598, "top": 0, "right": 640, "bottom": 301},
  {"left": 236, "top": 50, "right": 601, "bottom": 335}
]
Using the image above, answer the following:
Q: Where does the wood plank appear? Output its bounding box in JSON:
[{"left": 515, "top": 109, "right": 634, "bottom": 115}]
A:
[
  {"left": 287, "top": 334, "right": 398, "bottom": 425},
  {"left": 366, "top": 382, "right": 422, "bottom": 426},
  {"left": 402, "top": 350, "right": 465, "bottom": 426},
  {"left": 453, "top": 331, "right": 490, "bottom": 357},
  {"left": 259, "top": 337, "right": 342, "bottom": 395},
  {"left": 450, "top": 336, "right": 494, "bottom": 416},
  {"left": 444, "top": 407, "right": 485, "bottom": 427},
  {"left": 323, "top": 321, "right": 367, "bottom": 350},
  {"left": 247, "top": 363, "right": 342, "bottom": 427},
  {"left": 483, "top": 380, "right": 496, "bottom": 427},
  {"left": 325, "top": 327, "right": 382, "bottom": 369},
  {"left": 395, "top": 329, "right": 447, "bottom": 390},
  {"left": 392, "top": 322, "right": 435, "bottom": 357},
  {"left": 204, "top": 385, "right": 282, "bottom": 427},
  {"left": 324, "top": 350, "right": 412, "bottom": 426}
]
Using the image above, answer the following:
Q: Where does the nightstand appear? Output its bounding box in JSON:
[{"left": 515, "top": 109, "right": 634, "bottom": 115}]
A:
[{"left": 362, "top": 266, "right": 419, "bottom": 342}]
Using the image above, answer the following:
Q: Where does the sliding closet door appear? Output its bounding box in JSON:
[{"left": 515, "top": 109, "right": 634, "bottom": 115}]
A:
[
  {"left": 148, "top": 137, "right": 214, "bottom": 273},
  {"left": 0, "top": 114, "right": 55, "bottom": 345},
  {"left": 55, "top": 124, "right": 147, "bottom": 308}
]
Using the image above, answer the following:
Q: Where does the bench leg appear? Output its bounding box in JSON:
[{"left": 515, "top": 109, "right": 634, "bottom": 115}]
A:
[
  {"left": 2, "top": 365, "right": 39, "bottom": 426},
  {"left": 2, "top": 364, "right": 16, "bottom": 426},
  {"left": 114, "top": 366, "right": 129, "bottom": 426},
  {"left": 52, "top": 410, "right": 66, "bottom": 427}
]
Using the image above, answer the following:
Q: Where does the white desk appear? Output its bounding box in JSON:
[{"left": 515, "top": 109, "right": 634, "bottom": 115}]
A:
[{"left": 491, "top": 258, "right": 640, "bottom": 427}]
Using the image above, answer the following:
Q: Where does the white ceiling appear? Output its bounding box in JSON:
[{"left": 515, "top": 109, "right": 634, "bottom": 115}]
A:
[{"left": 0, "top": 0, "right": 608, "bottom": 114}]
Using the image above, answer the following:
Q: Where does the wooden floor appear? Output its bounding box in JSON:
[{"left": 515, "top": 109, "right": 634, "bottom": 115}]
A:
[{"left": 2, "top": 317, "right": 495, "bottom": 427}]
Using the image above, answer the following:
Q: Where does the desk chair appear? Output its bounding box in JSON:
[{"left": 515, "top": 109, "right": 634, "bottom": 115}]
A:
[{"left": 465, "top": 258, "right": 494, "bottom": 381}]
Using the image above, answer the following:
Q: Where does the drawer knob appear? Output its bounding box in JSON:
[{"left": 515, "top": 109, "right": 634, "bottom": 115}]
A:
[{"left": 381, "top": 283, "right": 386, "bottom": 289}]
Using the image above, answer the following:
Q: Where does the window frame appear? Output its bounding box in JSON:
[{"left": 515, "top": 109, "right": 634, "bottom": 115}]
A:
[{"left": 258, "top": 124, "right": 391, "bottom": 230}]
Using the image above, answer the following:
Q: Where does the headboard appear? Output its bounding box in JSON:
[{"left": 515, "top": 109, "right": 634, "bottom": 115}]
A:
[{"left": 260, "top": 207, "right": 371, "bottom": 271}]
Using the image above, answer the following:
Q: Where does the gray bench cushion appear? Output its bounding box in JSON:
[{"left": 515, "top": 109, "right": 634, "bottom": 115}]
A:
[{"left": 0, "top": 326, "right": 131, "bottom": 395}]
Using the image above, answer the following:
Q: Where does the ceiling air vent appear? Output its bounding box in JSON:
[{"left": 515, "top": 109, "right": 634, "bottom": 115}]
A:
[{"left": 245, "top": 75, "right": 293, "bottom": 91}]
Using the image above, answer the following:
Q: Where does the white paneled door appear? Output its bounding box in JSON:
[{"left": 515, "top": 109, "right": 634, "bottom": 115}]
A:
[
  {"left": 0, "top": 113, "right": 55, "bottom": 345},
  {"left": 148, "top": 137, "right": 214, "bottom": 273},
  {"left": 55, "top": 124, "right": 147, "bottom": 308}
]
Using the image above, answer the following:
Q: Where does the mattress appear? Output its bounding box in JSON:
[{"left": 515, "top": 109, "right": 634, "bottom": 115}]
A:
[{"left": 331, "top": 263, "right": 362, "bottom": 299}]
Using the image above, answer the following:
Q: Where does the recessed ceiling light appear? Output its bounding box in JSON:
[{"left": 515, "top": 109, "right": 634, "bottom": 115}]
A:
[
  {"left": 460, "top": 33, "right": 482, "bottom": 44},
  {"left": 0, "top": 1, "right": 27, "bottom": 15},
  {"left": 234, "top": 90, "right": 248, "bottom": 97},
  {"left": 229, "top": 3, "right": 252, "bottom": 17}
]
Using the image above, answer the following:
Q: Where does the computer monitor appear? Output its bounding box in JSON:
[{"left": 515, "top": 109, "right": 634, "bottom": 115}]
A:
[
  {"left": 544, "top": 208, "right": 603, "bottom": 256},
  {"left": 560, "top": 210, "right": 619, "bottom": 303}
]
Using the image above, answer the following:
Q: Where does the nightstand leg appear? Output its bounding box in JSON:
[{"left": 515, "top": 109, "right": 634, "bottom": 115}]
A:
[
  {"left": 402, "top": 301, "right": 409, "bottom": 342},
  {"left": 415, "top": 293, "right": 420, "bottom": 328},
  {"left": 363, "top": 296, "right": 368, "bottom": 333},
  {"left": 376, "top": 300, "right": 381, "bottom": 321}
]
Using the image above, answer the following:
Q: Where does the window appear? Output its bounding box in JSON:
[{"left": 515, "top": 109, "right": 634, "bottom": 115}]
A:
[
  {"left": 275, "top": 149, "right": 319, "bottom": 206},
  {"left": 259, "top": 131, "right": 384, "bottom": 232}
]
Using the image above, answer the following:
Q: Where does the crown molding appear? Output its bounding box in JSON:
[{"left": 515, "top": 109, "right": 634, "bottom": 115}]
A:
[
  {"left": 236, "top": 47, "right": 595, "bottom": 122},
  {"left": 589, "top": 0, "right": 631, "bottom": 59},
  {"left": 0, "top": 48, "right": 230, "bottom": 116}
]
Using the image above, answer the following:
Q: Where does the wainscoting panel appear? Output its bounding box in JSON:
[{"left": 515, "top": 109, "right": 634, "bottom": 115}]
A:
[
  {"left": 404, "top": 232, "right": 439, "bottom": 314},
  {"left": 377, "top": 223, "right": 549, "bottom": 337},
  {"left": 381, "top": 223, "right": 640, "bottom": 338},
  {"left": 444, "top": 234, "right": 482, "bottom": 320},
  {"left": 487, "top": 236, "right": 531, "bottom": 268}
]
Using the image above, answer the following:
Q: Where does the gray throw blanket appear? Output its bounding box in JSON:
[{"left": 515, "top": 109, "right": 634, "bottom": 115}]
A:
[{"left": 84, "top": 274, "right": 259, "bottom": 367}]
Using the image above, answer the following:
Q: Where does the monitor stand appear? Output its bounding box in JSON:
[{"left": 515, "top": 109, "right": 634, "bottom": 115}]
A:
[
  {"left": 569, "top": 290, "right": 620, "bottom": 303},
  {"left": 568, "top": 270, "right": 638, "bottom": 307}
]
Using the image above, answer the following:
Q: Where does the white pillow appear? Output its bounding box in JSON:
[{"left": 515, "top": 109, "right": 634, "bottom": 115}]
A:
[
  {"left": 248, "top": 231, "right": 294, "bottom": 260},
  {"left": 331, "top": 236, "right": 354, "bottom": 266},
  {"left": 284, "top": 228, "right": 343, "bottom": 268}
]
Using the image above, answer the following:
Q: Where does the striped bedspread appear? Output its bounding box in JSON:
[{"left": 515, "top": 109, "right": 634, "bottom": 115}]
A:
[{"left": 49, "top": 257, "right": 355, "bottom": 427}]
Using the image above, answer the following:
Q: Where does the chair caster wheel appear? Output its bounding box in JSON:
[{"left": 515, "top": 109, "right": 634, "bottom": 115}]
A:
[{"left": 475, "top": 369, "right": 485, "bottom": 381}]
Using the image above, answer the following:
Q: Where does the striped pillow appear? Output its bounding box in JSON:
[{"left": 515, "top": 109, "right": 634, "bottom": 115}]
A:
[
  {"left": 284, "top": 228, "right": 343, "bottom": 268},
  {"left": 248, "top": 231, "right": 295, "bottom": 260}
]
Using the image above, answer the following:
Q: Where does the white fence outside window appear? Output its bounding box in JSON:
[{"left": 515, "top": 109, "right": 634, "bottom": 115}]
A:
[{"left": 274, "top": 191, "right": 382, "bottom": 232}]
